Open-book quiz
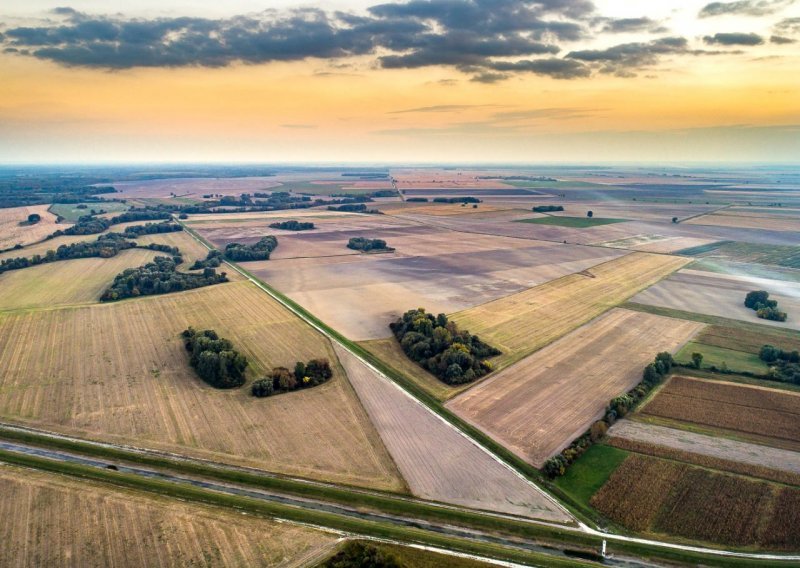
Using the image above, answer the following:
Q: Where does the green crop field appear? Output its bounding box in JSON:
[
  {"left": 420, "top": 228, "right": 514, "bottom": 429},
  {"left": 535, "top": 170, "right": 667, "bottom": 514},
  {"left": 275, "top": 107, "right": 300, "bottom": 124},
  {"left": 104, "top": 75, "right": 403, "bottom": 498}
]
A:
[{"left": 514, "top": 216, "right": 628, "bottom": 228}]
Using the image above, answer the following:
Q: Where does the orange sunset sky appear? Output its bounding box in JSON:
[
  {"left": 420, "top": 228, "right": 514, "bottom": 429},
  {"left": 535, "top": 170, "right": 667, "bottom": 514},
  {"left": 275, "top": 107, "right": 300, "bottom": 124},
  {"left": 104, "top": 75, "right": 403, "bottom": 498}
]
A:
[{"left": 1, "top": 0, "right": 798, "bottom": 163}]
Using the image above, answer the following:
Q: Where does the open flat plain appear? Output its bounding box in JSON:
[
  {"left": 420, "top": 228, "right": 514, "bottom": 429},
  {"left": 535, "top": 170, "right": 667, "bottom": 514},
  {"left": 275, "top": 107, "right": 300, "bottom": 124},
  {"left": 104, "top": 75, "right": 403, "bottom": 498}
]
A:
[
  {"left": 451, "top": 252, "right": 689, "bottom": 369},
  {"left": 333, "top": 344, "right": 570, "bottom": 522},
  {"left": 0, "top": 281, "right": 403, "bottom": 490},
  {"left": 0, "top": 464, "right": 336, "bottom": 568},
  {"left": 447, "top": 309, "right": 702, "bottom": 467}
]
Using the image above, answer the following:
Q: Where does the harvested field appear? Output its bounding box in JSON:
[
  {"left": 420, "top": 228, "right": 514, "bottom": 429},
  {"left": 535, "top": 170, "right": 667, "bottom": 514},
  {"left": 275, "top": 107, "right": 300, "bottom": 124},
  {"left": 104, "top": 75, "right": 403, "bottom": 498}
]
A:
[
  {"left": 607, "top": 421, "right": 800, "bottom": 485},
  {"left": 686, "top": 210, "right": 800, "bottom": 232},
  {"left": 591, "top": 454, "right": 784, "bottom": 547},
  {"left": 358, "top": 338, "right": 462, "bottom": 401},
  {"left": 690, "top": 323, "right": 800, "bottom": 354},
  {"left": 451, "top": 253, "right": 689, "bottom": 369},
  {"left": 380, "top": 203, "right": 518, "bottom": 216},
  {"left": 447, "top": 309, "right": 702, "bottom": 467},
  {"left": 0, "top": 205, "right": 62, "bottom": 249},
  {"left": 0, "top": 464, "right": 336, "bottom": 568},
  {"left": 333, "top": 344, "right": 570, "bottom": 522},
  {"left": 600, "top": 235, "right": 720, "bottom": 254},
  {"left": 681, "top": 241, "right": 800, "bottom": 269},
  {"left": 0, "top": 233, "right": 94, "bottom": 262},
  {"left": 631, "top": 269, "right": 800, "bottom": 331},
  {"left": 0, "top": 248, "right": 160, "bottom": 311},
  {"left": 0, "top": 281, "right": 403, "bottom": 490},
  {"left": 249, "top": 223, "right": 624, "bottom": 340},
  {"left": 640, "top": 376, "right": 800, "bottom": 448}
]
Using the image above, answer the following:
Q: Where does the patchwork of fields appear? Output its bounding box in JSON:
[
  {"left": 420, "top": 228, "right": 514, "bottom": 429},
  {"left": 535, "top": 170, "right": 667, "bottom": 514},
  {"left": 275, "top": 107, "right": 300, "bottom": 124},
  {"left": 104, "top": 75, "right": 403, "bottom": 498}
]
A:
[
  {"left": 0, "top": 464, "right": 336, "bottom": 568},
  {"left": 334, "top": 344, "right": 569, "bottom": 522},
  {"left": 0, "top": 281, "right": 403, "bottom": 490},
  {"left": 640, "top": 376, "right": 800, "bottom": 449},
  {"left": 447, "top": 309, "right": 702, "bottom": 467},
  {"left": 451, "top": 252, "right": 689, "bottom": 369}
]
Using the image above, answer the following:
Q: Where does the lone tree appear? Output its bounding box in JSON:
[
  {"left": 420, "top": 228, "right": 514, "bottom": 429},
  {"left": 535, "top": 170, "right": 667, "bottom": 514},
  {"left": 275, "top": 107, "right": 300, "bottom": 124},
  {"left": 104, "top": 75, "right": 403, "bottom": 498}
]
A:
[
  {"left": 587, "top": 210, "right": 593, "bottom": 218},
  {"left": 672, "top": 217, "right": 678, "bottom": 223},
  {"left": 692, "top": 352, "right": 704, "bottom": 369},
  {"left": 27, "top": 213, "right": 41, "bottom": 224}
]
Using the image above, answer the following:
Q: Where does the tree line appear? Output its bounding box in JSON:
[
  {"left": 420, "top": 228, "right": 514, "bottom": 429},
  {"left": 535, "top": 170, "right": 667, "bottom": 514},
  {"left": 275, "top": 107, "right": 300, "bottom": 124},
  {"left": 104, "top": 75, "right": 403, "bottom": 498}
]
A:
[
  {"left": 543, "top": 352, "right": 676, "bottom": 478},
  {"left": 269, "top": 220, "right": 315, "bottom": 231},
  {"left": 182, "top": 328, "right": 248, "bottom": 389},
  {"left": 251, "top": 358, "right": 333, "bottom": 397},
  {"left": 122, "top": 222, "right": 182, "bottom": 237},
  {"left": 100, "top": 256, "right": 228, "bottom": 301},
  {"left": 347, "top": 237, "right": 394, "bottom": 252},
  {"left": 745, "top": 290, "right": 788, "bottom": 322},
  {"left": 328, "top": 203, "right": 382, "bottom": 214},
  {"left": 48, "top": 208, "right": 173, "bottom": 239},
  {"left": 760, "top": 345, "right": 800, "bottom": 383},
  {"left": 532, "top": 205, "right": 564, "bottom": 213},
  {"left": 224, "top": 236, "right": 278, "bottom": 261},
  {"left": 432, "top": 196, "right": 481, "bottom": 204},
  {"left": 390, "top": 308, "right": 500, "bottom": 385}
]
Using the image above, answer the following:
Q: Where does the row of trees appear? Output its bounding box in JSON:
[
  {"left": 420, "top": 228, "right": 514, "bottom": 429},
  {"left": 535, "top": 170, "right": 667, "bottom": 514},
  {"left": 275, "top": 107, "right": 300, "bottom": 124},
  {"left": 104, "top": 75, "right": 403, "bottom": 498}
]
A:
[
  {"left": 223, "top": 236, "right": 278, "bottom": 261},
  {"left": 432, "top": 196, "right": 481, "bottom": 204},
  {"left": 543, "top": 352, "right": 675, "bottom": 478},
  {"left": 182, "top": 328, "right": 248, "bottom": 389},
  {"left": 100, "top": 256, "right": 228, "bottom": 301},
  {"left": 744, "top": 290, "right": 788, "bottom": 322},
  {"left": 48, "top": 207, "right": 173, "bottom": 239},
  {"left": 268, "top": 220, "right": 315, "bottom": 231},
  {"left": 532, "top": 205, "right": 564, "bottom": 213},
  {"left": 251, "top": 358, "right": 333, "bottom": 397},
  {"left": 390, "top": 308, "right": 501, "bottom": 385},
  {"left": 347, "top": 237, "right": 394, "bottom": 252},
  {"left": 122, "top": 222, "right": 182, "bottom": 237},
  {"left": 0, "top": 233, "right": 138, "bottom": 274},
  {"left": 328, "top": 203, "right": 382, "bottom": 214}
]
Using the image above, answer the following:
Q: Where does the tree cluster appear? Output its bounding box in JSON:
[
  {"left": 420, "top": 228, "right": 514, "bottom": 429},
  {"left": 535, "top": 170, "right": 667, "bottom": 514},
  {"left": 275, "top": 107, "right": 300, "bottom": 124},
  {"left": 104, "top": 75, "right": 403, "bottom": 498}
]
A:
[
  {"left": 760, "top": 345, "right": 800, "bottom": 384},
  {"left": 122, "top": 222, "right": 182, "bottom": 237},
  {"left": 191, "top": 249, "right": 223, "bottom": 270},
  {"left": 346, "top": 237, "right": 394, "bottom": 252},
  {"left": 405, "top": 197, "right": 428, "bottom": 202},
  {"left": 321, "top": 542, "right": 401, "bottom": 568},
  {"left": 268, "top": 220, "right": 315, "bottom": 231},
  {"left": 110, "top": 208, "right": 172, "bottom": 224},
  {"left": 26, "top": 213, "right": 42, "bottom": 224},
  {"left": 389, "top": 308, "right": 500, "bottom": 385},
  {"left": 543, "top": 352, "right": 675, "bottom": 478},
  {"left": 532, "top": 205, "right": 564, "bottom": 213},
  {"left": 744, "top": 290, "right": 788, "bottom": 322},
  {"left": 432, "top": 196, "right": 480, "bottom": 204},
  {"left": 251, "top": 358, "right": 333, "bottom": 397},
  {"left": 328, "top": 203, "right": 382, "bottom": 214},
  {"left": 224, "top": 236, "right": 278, "bottom": 261},
  {"left": 100, "top": 256, "right": 227, "bottom": 301},
  {"left": 182, "top": 328, "right": 248, "bottom": 389}
]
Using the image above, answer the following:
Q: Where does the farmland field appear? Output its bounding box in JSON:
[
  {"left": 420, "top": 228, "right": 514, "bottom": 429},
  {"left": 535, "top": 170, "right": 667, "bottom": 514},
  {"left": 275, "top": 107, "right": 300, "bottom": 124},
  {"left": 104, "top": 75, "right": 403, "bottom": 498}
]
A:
[
  {"left": 631, "top": 269, "right": 800, "bottom": 330},
  {"left": 447, "top": 309, "right": 702, "bottom": 466},
  {"left": 333, "top": 344, "right": 570, "bottom": 522},
  {"left": 606, "top": 420, "right": 800, "bottom": 485},
  {"left": 514, "top": 216, "right": 627, "bottom": 228},
  {"left": 678, "top": 241, "right": 800, "bottom": 268},
  {"left": 0, "top": 281, "right": 404, "bottom": 490},
  {"left": 675, "top": 342, "right": 767, "bottom": 374},
  {"left": 640, "top": 375, "right": 800, "bottom": 448},
  {"left": 0, "top": 205, "right": 62, "bottom": 250},
  {"left": 685, "top": 210, "right": 800, "bottom": 232},
  {"left": 49, "top": 201, "right": 129, "bottom": 222},
  {"left": 0, "top": 248, "right": 161, "bottom": 311},
  {"left": 247, "top": 222, "right": 624, "bottom": 340},
  {"left": 0, "top": 464, "right": 336, "bottom": 568},
  {"left": 591, "top": 454, "right": 784, "bottom": 547},
  {"left": 451, "top": 253, "right": 689, "bottom": 369}
]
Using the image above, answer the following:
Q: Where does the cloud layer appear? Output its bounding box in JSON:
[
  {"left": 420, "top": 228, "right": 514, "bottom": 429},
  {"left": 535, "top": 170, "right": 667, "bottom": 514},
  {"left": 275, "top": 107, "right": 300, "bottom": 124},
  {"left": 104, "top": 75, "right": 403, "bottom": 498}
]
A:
[{"left": 0, "top": 0, "right": 788, "bottom": 81}]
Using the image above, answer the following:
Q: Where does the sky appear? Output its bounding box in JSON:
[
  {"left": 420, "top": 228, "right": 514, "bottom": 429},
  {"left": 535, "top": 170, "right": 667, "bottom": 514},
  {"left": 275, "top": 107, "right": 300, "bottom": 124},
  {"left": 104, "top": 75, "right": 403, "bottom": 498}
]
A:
[{"left": 0, "top": 0, "right": 799, "bottom": 164}]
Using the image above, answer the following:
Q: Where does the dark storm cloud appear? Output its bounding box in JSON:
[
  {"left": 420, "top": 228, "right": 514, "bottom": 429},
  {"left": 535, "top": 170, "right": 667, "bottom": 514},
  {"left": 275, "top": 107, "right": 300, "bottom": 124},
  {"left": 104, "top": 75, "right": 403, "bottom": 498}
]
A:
[
  {"left": 698, "top": 0, "right": 796, "bottom": 17},
  {"left": 703, "top": 32, "right": 765, "bottom": 45}
]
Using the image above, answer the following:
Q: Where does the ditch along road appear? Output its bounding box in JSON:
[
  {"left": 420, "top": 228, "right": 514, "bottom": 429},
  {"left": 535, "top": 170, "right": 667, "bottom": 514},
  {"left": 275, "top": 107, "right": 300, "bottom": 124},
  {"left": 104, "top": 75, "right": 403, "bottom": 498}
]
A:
[{"left": 145, "top": 221, "right": 799, "bottom": 564}]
